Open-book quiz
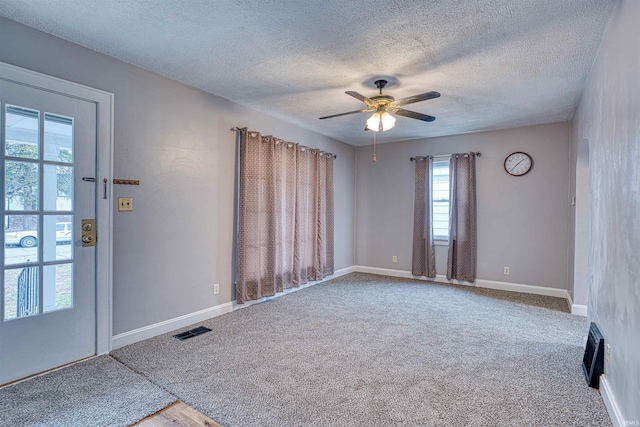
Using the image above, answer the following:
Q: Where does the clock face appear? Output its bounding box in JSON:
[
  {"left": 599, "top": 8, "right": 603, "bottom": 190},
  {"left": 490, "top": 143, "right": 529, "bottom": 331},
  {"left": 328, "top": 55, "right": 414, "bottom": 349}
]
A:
[{"left": 504, "top": 152, "right": 533, "bottom": 176}]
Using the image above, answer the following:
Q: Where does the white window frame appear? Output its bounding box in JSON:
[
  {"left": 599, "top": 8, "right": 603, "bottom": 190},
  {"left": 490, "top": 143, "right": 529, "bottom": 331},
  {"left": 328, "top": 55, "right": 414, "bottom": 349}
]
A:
[{"left": 432, "top": 155, "right": 450, "bottom": 243}]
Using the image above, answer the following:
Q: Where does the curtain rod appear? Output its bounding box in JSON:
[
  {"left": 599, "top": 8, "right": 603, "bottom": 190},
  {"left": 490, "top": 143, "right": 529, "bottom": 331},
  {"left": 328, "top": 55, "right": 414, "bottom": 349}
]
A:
[
  {"left": 410, "top": 152, "right": 482, "bottom": 161},
  {"left": 231, "top": 127, "right": 337, "bottom": 159}
]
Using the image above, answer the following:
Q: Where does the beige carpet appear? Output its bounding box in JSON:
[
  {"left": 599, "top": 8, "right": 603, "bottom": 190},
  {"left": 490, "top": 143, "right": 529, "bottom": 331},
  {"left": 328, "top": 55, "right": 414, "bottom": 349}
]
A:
[
  {"left": 112, "top": 273, "right": 610, "bottom": 427},
  {"left": 0, "top": 355, "right": 176, "bottom": 427}
]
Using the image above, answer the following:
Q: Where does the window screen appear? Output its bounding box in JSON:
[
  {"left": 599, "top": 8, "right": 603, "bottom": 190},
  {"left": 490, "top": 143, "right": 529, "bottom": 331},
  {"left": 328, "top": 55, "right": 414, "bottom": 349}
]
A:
[{"left": 432, "top": 157, "right": 450, "bottom": 239}]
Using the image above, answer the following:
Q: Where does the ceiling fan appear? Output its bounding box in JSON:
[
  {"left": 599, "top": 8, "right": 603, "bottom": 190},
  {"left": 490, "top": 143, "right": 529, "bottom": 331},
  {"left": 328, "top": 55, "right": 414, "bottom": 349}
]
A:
[{"left": 319, "top": 79, "right": 440, "bottom": 132}]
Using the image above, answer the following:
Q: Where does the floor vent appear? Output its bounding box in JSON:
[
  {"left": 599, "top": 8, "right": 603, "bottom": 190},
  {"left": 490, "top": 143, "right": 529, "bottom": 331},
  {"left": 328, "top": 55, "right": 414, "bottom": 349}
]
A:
[
  {"left": 582, "top": 322, "right": 605, "bottom": 388},
  {"left": 173, "top": 326, "right": 212, "bottom": 341}
]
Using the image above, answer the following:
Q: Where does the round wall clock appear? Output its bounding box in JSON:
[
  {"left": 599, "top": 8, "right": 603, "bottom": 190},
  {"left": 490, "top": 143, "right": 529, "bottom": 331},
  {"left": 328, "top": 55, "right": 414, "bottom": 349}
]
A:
[{"left": 504, "top": 152, "right": 533, "bottom": 176}]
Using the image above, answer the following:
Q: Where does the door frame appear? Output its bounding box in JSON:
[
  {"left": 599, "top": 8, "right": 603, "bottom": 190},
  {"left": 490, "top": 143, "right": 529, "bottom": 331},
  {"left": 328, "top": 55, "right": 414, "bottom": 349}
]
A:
[{"left": 0, "top": 61, "right": 114, "bottom": 355}]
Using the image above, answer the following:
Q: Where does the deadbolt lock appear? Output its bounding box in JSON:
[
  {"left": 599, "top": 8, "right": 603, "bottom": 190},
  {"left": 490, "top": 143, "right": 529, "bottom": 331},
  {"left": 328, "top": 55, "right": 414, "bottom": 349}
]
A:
[{"left": 81, "top": 219, "right": 97, "bottom": 247}]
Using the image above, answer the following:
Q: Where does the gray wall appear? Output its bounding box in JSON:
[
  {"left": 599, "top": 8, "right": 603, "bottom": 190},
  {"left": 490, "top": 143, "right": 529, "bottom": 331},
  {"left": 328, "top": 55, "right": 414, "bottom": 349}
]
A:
[
  {"left": 355, "top": 122, "right": 570, "bottom": 289},
  {"left": 570, "top": 0, "right": 639, "bottom": 421},
  {"left": 0, "top": 17, "right": 355, "bottom": 335}
]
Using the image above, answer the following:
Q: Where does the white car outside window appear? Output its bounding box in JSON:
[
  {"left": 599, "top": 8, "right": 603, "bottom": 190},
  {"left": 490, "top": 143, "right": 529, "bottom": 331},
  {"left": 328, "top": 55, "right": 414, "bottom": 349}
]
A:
[{"left": 4, "top": 222, "right": 72, "bottom": 248}]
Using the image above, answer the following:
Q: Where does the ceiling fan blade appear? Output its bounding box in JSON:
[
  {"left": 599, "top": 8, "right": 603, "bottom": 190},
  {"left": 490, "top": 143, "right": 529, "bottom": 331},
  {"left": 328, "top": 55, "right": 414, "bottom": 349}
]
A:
[
  {"left": 345, "top": 91, "right": 376, "bottom": 107},
  {"left": 319, "top": 109, "right": 372, "bottom": 120},
  {"left": 392, "top": 91, "right": 440, "bottom": 107},
  {"left": 393, "top": 108, "right": 436, "bottom": 122}
]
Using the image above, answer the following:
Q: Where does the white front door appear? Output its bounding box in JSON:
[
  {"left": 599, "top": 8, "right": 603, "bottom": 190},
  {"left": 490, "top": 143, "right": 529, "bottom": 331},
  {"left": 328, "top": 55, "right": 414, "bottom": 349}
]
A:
[{"left": 0, "top": 77, "right": 98, "bottom": 385}]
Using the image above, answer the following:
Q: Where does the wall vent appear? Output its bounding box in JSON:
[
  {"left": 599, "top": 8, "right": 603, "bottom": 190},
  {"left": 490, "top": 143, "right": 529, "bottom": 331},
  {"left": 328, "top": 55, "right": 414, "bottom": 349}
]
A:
[
  {"left": 173, "top": 326, "right": 212, "bottom": 341},
  {"left": 582, "top": 322, "right": 605, "bottom": 388}
]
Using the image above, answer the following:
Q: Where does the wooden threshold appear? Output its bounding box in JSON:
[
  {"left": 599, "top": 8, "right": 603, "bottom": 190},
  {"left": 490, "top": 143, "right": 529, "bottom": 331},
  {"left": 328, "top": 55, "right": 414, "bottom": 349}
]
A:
[{"left": 133, "top": 401, "right": 223, "bottom": 427}]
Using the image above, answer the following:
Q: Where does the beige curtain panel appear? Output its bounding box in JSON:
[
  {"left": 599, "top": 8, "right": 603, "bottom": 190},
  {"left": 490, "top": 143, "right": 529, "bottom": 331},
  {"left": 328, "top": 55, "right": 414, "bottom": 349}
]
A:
[
  {"left": 412, "top": 157, "right": 436, "bottom": 278},
  {"left": 446, "top": 152, "right": 477, "bottom": 282},
  {"left": 236, "top": 129, "right": 334, "bottom": 304}
]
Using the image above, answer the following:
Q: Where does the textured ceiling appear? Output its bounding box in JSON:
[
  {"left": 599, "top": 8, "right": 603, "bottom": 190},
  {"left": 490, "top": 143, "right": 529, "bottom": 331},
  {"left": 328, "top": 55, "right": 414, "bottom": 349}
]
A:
[{"left": 0, "top": 0, "right": 615, "bottom": 146}]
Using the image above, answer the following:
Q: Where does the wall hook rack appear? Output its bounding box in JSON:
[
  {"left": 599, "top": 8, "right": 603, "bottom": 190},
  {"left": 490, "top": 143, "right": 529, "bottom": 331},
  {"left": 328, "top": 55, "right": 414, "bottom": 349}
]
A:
[{"left": 113, "top": 179, "right": 140, "bottom": 185}]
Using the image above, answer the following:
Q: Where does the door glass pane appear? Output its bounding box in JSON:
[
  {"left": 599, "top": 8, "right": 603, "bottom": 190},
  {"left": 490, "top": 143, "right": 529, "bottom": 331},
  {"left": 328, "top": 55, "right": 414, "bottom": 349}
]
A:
[
  {"left": 43, "top": 164, "right": 73, "bottom": 211},
  {"left": 44, "top": 113, "right": 73, "bottom": 163},
  {"left": 3, "top": 267, "right": 40, "bottom": 320},
  {"left": 4, "top": 215, "right": 39, "bottom": 265},
  {"left": 43, "top": 264, "right": 73, "bottom": 313},
  {"left": 5, "top": 160, "right": 39, "bottom": 211},
  {"left": 1, "top": 98, "right": 84, "bottom": 327},
  {"left": 43, "top": 215, "right": 73, "bottom": 262},
  {"left": 5, "top": 106, "right": 39, "bottom": 159}
]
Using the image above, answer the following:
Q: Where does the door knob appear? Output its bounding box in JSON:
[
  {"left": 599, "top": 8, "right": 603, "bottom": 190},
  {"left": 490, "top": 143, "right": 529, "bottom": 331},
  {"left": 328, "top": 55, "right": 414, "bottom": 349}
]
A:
[{"left": 81, "top": 219, "right": 97, "bottom": 247}]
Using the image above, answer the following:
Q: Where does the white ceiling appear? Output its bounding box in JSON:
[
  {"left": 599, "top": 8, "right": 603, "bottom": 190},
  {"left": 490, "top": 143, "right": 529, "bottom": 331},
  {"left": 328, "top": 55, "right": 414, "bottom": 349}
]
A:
[{"left": 0, "top": 0, "right": 614, "bottom": 146}]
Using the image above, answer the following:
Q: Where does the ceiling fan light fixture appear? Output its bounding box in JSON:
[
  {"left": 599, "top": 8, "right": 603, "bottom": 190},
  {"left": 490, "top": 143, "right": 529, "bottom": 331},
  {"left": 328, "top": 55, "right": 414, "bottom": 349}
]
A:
[
  {"left": 366, "top": 112, "right": 396, "bottom": 132},
  {"left": 365, "top": 113, "right": 380, "bottom": 132},
  {"left": 380, "top": 112, "right": 396, "bottom": 131}
]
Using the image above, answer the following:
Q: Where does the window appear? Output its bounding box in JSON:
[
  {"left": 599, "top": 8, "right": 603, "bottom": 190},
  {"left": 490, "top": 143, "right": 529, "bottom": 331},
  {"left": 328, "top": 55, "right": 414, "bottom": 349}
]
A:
[{"left": 432, "top": 157, "right": 450, "bottom": 239}]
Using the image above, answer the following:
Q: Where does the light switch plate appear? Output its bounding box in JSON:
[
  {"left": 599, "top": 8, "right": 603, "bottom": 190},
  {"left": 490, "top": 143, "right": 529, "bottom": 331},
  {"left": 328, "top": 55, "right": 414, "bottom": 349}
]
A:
[{"left": 118, "top": 197, "right": 133, "bottom": 212}]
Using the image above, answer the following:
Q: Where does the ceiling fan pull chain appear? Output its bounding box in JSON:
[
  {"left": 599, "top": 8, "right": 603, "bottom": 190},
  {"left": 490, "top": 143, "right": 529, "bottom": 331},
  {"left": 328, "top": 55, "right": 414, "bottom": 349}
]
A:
[{"left": 373, "top": 131, "right": 377, "bottom": 162}]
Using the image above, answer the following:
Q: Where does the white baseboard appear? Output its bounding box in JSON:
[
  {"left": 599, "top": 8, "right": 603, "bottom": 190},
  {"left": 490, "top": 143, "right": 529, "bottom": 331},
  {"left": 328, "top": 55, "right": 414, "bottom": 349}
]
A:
[
  {"left": 232, "top": 266, "right": 355, "bottom": 310},
  {"left": 353, "top": 265, "right": 569, "bottom": 299},
  {"left": 111, "top": 266, "right": 355, "bottom": 349},
  {"left": 111, "top": 302, "right": 233, "bottom": 349},
  {"left": 355, "top": 265, "right": 415, "bottom": 279},
  {"left": 566, "top": 293, "right": 587, "bottom": 316},
  {"left": 600, "top": 375, "right": 625, "bottom": 427},
  {"left": 571, "top": 304, "right": 587, "bottom": 316}
]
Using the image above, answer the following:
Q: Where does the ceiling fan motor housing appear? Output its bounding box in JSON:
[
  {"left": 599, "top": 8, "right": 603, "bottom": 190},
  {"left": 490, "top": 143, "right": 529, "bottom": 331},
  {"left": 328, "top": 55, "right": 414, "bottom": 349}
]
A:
[{"left": 370, "top": 95, "right": 395, "bottom": 107}]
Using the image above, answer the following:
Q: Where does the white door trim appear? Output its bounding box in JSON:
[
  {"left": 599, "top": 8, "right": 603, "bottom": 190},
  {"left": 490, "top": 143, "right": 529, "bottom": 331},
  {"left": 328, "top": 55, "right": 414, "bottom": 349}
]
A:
[{"left": 0, "top": 61, "right": 114, "bottom": 354}]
